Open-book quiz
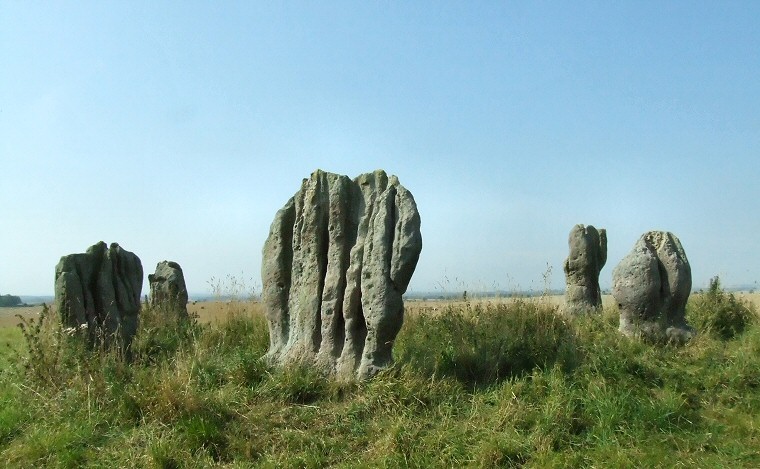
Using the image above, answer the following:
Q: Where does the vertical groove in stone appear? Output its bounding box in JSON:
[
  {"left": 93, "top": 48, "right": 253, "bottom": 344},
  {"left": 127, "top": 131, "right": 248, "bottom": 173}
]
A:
[
  {"left": 312, "top": 172, "right": 328, "bottom": 353},
  {"left": 358, "top": 184, "right": 403, "bottom": 379},
  {"left": 331, "top": 181, "right": 350, "bottom": 358},
  {"left": 262, "top": 198, "right": 295, "bottom": 358},
  {"left": 389, "top": 184, "right": 422, "bottom": 293},
  {"left": 291, "top": 177, "right": 313, "bottom": 360},
  {"left": 335, "top": 176, "right": 374, "bottom": 377},
  {"left": 316, "top": 175, "right": 351, "bottom": 370}
]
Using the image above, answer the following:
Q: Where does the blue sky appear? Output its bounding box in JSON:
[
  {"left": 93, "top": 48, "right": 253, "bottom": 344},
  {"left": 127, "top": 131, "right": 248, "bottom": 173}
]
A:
[{"left": 2, "top": 2, "right": 759, "bottom": 296}]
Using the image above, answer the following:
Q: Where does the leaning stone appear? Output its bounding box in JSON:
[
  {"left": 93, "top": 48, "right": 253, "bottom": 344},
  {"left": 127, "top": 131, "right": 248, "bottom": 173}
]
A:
[
  {"left": 612, "top": 231, "right": 694, "bottom": 344},
  {"left": 54, "top": 242, "right": 143, "bottom": 350},
  {"left": 262, "top": 169, "right": 422, "bottom": 380},
  {"left": 148, "top": 261, "right": 189, "bottom": 319},
  {"left": 563, "top": 224, "right": 607, "bottom": 315}
]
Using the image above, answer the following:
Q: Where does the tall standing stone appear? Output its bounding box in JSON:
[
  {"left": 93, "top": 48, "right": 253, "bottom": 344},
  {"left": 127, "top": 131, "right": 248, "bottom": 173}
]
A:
[
  {"left": 563, "top": 224, "right": 607, "bottom": 315},
  {"left": 262, "top": 169, "right": 423, "bottom": 380},
  {"left": 148, "top": 261, "right": 189, "bottom": 319},
  {"left": 54, "top": 242, "right": 143, "bottom": 349},
  {"left": 612, "top": 231, "right": 694, "bottom": 343}
]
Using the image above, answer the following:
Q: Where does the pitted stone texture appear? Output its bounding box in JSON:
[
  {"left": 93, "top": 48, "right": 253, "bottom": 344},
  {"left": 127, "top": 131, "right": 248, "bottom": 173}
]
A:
[
  {"left": 54, "top": 242, "right": 143, "bottom": 349},
  {"left": 563, "top": 224, "right": 607, "bottom": 315},
  {"left": 149, "top": 261, "right": 189, "bottom": 319},
  {"left": 612, "top": 231, "right": 694, "bottom": 343},
  {"left": 262, "top": 169, "right": 422, "bottom": 380}
]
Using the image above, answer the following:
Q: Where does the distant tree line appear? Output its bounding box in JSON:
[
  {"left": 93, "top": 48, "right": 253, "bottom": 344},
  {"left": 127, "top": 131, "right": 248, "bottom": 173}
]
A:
[{"left": 0, "top": 294, "right": 22, "bottom": 307}]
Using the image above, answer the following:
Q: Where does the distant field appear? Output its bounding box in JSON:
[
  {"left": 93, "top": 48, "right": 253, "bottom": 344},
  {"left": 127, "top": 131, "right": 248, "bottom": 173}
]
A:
[
  {"left": 2, "top": 293, "right": 759, "bottom": 329},
  {"left": 0, "top": 300, "right": 264, "bottom": 328},
  {"left": 0, "top": 296, "right": 569, "bottom": 328},
  {"left": 0, "top": 305, "right": 44, "bottom": 328},
  {"left": 736, "top": 292, "right": 760, "bottom": 306},
  {"left": 187, "top": 299, "right": 263, "bottom": 322}
]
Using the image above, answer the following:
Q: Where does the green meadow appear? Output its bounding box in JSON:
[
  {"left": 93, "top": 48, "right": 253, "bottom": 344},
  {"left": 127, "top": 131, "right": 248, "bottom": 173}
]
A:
[{"left": 0, "top": 280, "right": 759, "bottom": 467}]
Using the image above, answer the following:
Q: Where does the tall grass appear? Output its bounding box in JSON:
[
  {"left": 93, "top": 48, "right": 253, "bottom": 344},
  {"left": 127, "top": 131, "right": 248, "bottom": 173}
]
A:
[
  {"left": 1, "top": 282, "right": 759, "bottom": 466},
  {"left": 396, "top": 299, "right": 579, "bottom": 388},
  {"left": 689, "top": 276, "right": 757, "bottom": 340}
]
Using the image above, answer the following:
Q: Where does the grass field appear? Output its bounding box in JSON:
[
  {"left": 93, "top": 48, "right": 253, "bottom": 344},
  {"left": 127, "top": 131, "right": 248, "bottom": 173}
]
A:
[
  {"left": 0, "top": 287, "right": 759, "bottom": 467},
  {"left": 5, "top": 292, "right": 758, "bottom": 326}
]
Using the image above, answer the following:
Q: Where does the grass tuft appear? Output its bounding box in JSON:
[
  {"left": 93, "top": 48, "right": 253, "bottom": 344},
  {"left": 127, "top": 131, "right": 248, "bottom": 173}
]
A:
[
  {"left": 396, "top": 299, "right": 580, "bottom": 388},
  {"left": 689, "top": 276, "right": 757, "bottom": 340}
]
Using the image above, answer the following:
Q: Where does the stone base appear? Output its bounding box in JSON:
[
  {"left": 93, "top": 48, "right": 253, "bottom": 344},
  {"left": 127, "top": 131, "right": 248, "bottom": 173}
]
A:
[{"left": 619, "top": 316, "right": 695, "bottom": 345}]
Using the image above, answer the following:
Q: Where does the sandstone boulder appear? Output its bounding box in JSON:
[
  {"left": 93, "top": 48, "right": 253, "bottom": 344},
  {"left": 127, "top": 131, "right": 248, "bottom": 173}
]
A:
[
  {"left": 612, "top": 231, "right": 694, "bottom": 343},
  {"left": 563, "top": 224, "right": 607, "bottom": 315},
  {"left": 262, "top": 169, "right": 422, "bottom": 380},
  {"left": 54, "top": 242, "right": 143, "bottom": 349},
  {"left": 149, "top": 261, "right": 189, "bottom": 319}
]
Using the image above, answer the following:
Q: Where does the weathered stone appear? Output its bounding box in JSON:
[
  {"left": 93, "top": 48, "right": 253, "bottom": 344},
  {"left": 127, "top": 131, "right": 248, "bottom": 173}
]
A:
[
  {"left": 54, "top": 242, "right": 143, "bottom": 350},
  {"left": 148, "top": 261, "right": 189, "bottom": 319},
  {"left": 612, "top": 231, "right": 694, "bottom": 343},
  {"left": 563, "top": 224, "right": 607, "bottom": 315},
  {"left": 262, "top": 169, "right": 422, "bottom": 380}
]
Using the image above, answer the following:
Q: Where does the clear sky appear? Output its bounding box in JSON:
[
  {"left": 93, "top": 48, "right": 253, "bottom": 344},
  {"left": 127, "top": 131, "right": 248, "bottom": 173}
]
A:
[{"left": 2, "top": 2, "right": 759, "bottom": 296}]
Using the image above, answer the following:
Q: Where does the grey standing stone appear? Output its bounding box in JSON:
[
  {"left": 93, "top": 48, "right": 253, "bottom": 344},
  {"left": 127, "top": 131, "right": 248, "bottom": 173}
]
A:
[
  {"left": 563, "top": 224, "right": 607, "bottom": 315},
  {"left": 54, "top": 242, "right": 143, "bottom": 350},
  {"left": 148, "top": 261, "right": 189, "bottom": 319},
  {"left": 612, "top": 231, "right": 694, "bottom": 343},
  {"left": 262, "top": 169, "right": 422, "bottom": 380}
]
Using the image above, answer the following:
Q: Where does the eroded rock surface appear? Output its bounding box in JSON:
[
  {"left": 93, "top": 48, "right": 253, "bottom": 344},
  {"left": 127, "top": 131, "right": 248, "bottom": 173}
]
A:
[
  {"left": 149, "top": 261, "right": 189, "bottom": 319},
  {"left": 563, "top": 224, "right": 607, "bottom": 315},
  {"left": 54, "top": 242, "right": 143, "bottom": 349},
  {"left": 612, "top": 231, "right": 694, "bottom": 343},
  {"left": 262, "top": 169, "right": 422, "bottom": 380}
]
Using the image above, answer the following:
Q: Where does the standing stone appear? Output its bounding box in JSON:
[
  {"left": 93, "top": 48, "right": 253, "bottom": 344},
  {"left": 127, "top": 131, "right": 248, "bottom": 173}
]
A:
[
  {"left": 612, "top": 231, "right": 694, "bottom": 343},
  {"left": 262, "top": 169, "right": 422, "bottom": 380},
  {"left": 563, "top": 224, "right": 607, "bottom": 315},
  {"left": 54, "top": 242, "right": 143, "bottom": 350},
  {"left": 148, "top": 261, "right": 189, "bottom": 319}
]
